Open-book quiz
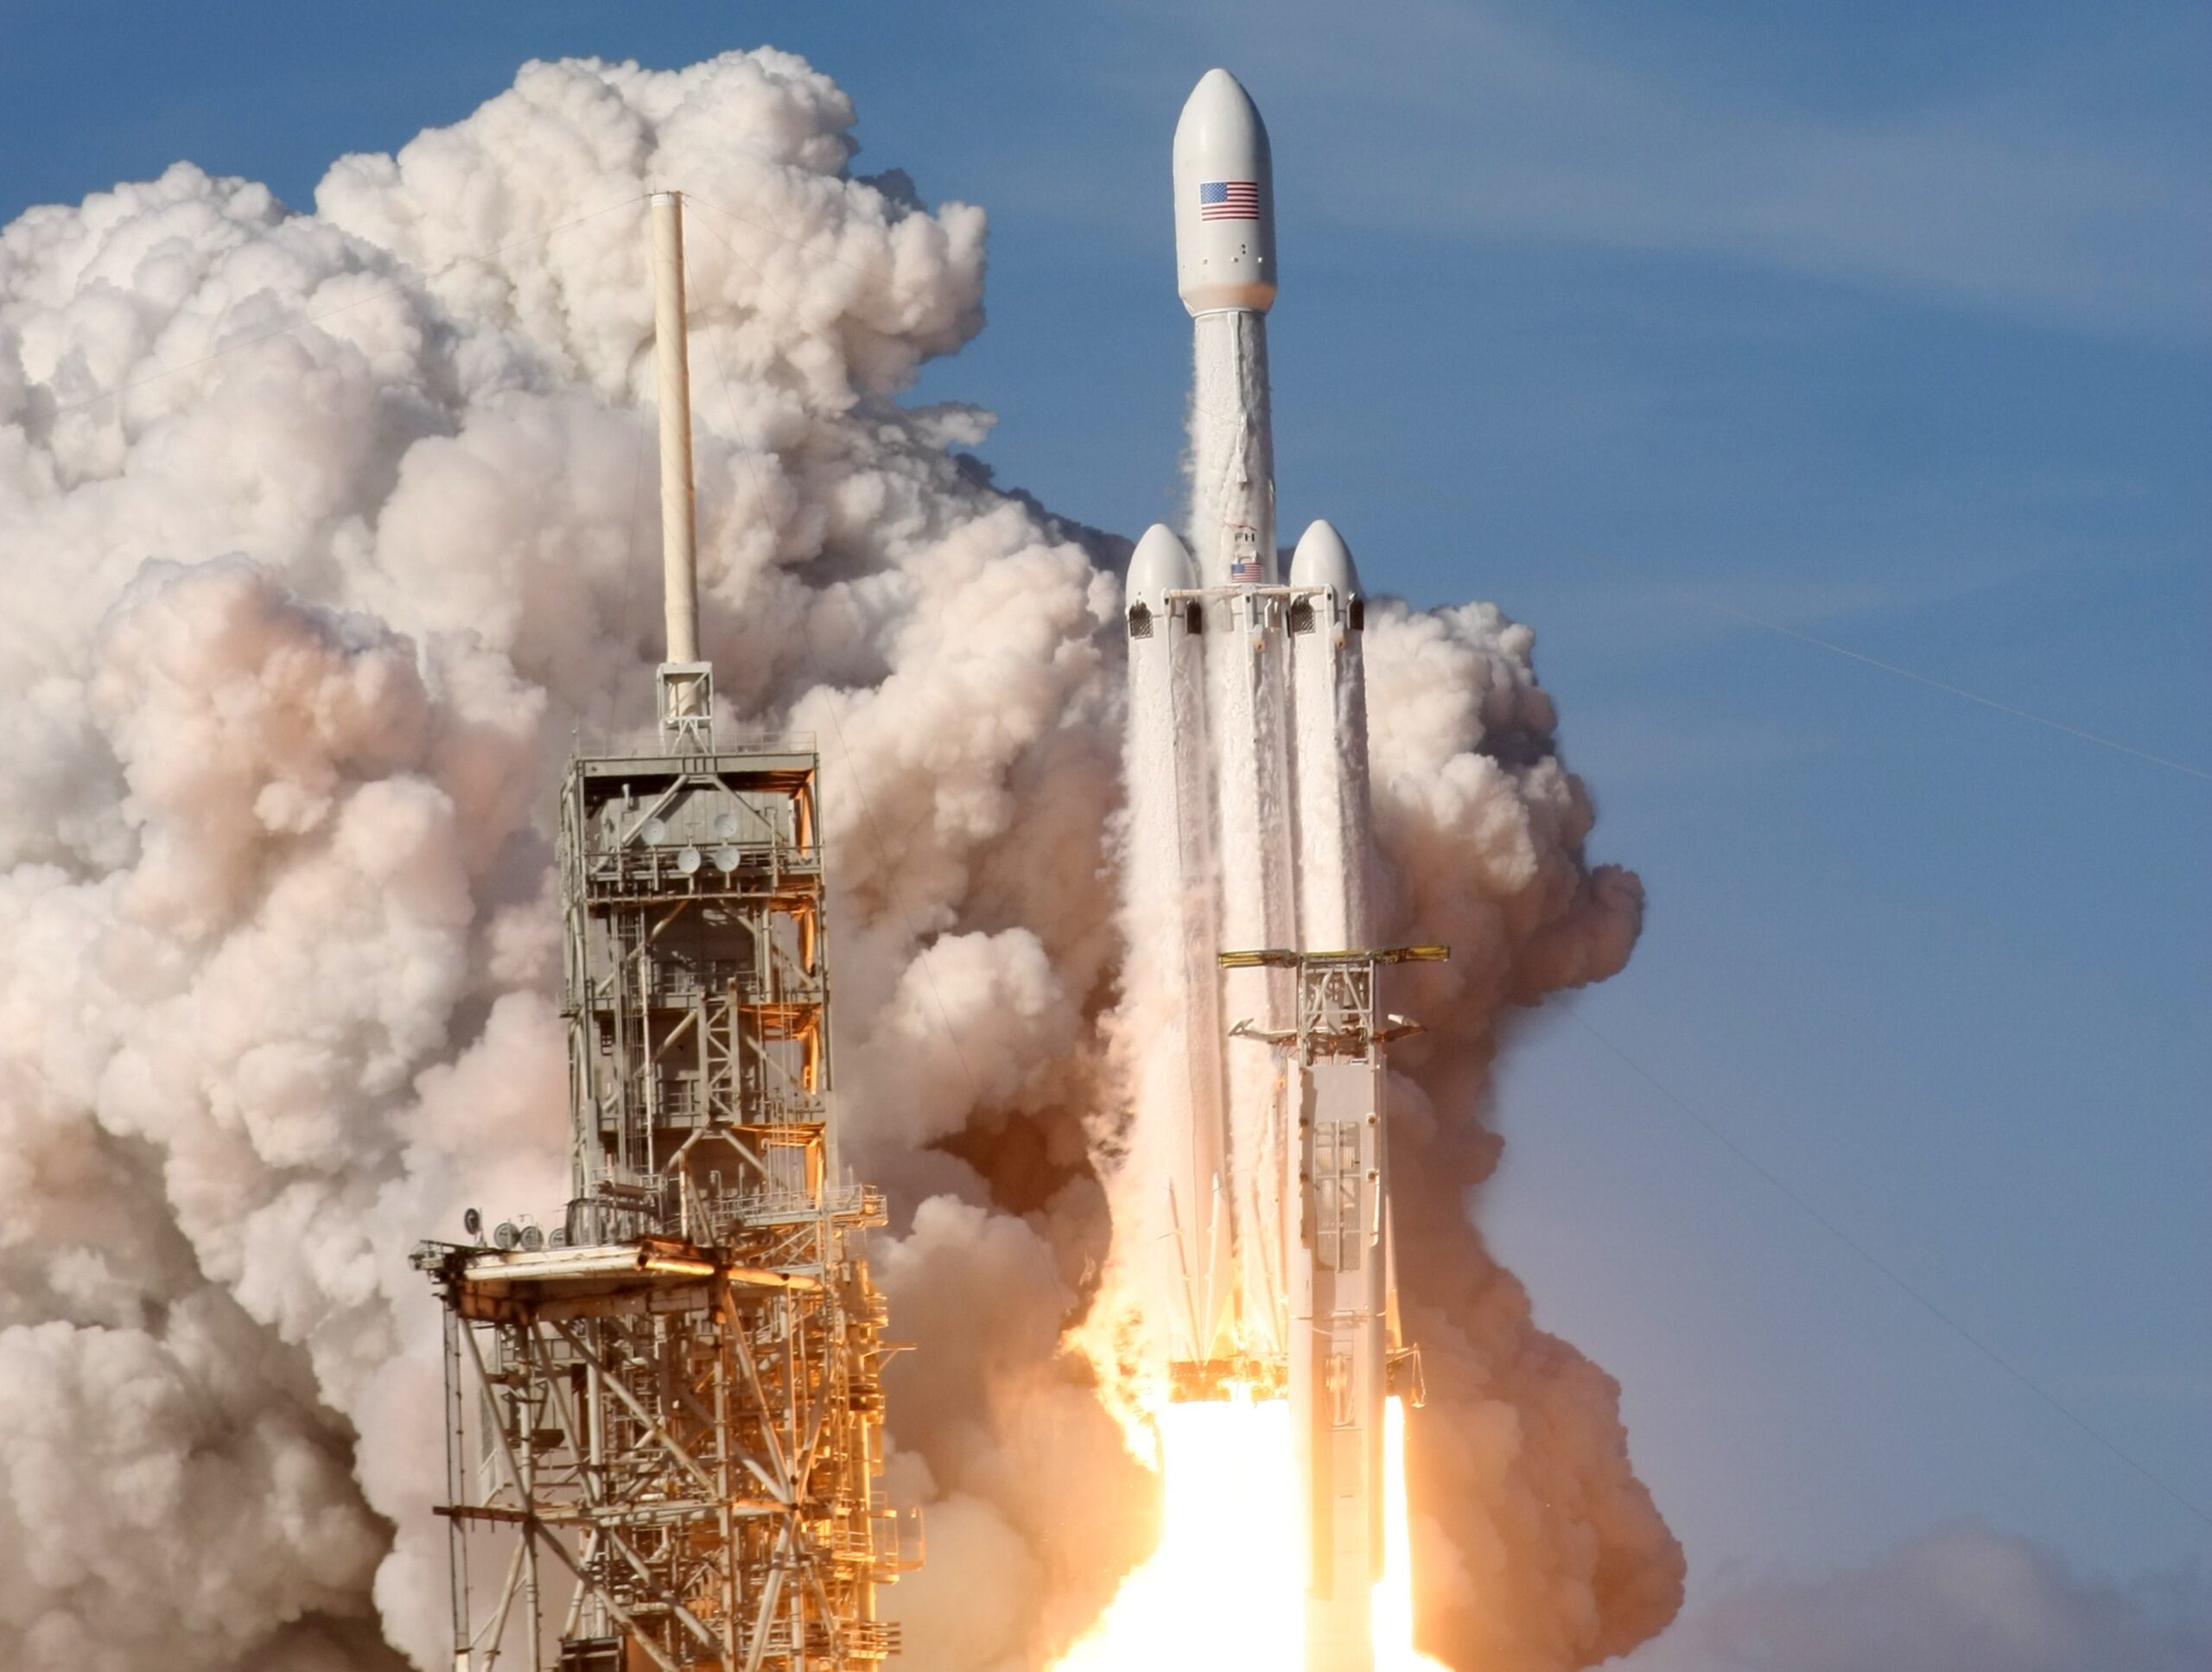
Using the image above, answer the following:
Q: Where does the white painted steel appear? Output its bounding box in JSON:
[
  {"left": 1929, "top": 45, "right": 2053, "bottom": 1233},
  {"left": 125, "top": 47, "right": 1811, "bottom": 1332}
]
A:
[{"left": 651, "top": 192, "right": 700, "bottom": 672}]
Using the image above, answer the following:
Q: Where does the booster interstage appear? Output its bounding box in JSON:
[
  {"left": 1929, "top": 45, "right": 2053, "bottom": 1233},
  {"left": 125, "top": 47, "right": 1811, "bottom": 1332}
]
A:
[{"left": 1122, "top": 68, "right": 1440, "bottom": 1672}]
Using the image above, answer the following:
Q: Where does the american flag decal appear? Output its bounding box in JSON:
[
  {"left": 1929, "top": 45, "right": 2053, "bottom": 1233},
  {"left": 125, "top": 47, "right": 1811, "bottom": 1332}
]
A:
[
  {"left": 1227, "top": 523, "right": 1262, "bottom": 584},
  {"left": 1199, "top": 180, "right": 1261, "bottom": 221}
]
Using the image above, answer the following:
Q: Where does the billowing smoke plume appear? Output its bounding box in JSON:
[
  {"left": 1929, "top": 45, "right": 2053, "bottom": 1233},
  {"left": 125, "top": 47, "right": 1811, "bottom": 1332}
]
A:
[{"left": 0, "top": 49, "right": 1677, "bottom": 1672}]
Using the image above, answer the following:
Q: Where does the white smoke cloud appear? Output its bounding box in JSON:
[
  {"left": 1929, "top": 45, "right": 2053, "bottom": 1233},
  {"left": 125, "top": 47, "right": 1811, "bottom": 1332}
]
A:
[
  {"left": 0, "top": 47, "right": 1671, "bottom": 1671},
  {"left": 1622, "top": 1527, "right": 2212, "bottom": 1672},
  {"left": 0, "top": 1294, "right": 390, "bottom": 1672}
]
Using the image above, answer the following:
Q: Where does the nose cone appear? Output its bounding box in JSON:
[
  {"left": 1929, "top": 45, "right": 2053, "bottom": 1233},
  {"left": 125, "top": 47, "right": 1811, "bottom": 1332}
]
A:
[
  {"left": 1173, "top": 69, "right": 1277, "bottom": 315},
  {"left": 1288, "top": 519, "right": 1360, "bottom": 596},
  {"left": 1127, "top": 523, "right": 1198, "bottom": 615}
]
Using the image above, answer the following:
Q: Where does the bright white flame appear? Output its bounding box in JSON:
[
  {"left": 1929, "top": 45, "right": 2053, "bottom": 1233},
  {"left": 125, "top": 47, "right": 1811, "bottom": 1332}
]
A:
[
  {"left": 1053, "top": 1394, "right": 1441, "bottom": 1670},
  {"left": 1373, "top": 1402, "right": 1433, "bottom": 1668}
]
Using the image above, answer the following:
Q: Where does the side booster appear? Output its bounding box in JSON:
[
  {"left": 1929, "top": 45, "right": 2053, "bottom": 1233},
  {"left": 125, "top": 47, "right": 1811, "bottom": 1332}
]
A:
[
  {"left": 1284, "top": 522, "right": 1390, "bottom": 1671},
  {"left": 1123, "top": 524, "right": 1235, "bottom": 1367}
]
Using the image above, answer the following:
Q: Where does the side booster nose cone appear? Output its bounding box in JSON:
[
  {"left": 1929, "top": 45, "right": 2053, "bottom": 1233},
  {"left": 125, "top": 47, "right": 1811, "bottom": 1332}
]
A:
[
  {"left": 1173, "top": 68, "right": 1276, "bottom": 315},
  {"left": 1290, "top": 519, "right": 1364, "bottom": 638},
  {"left": 1287, "top": 518, "right": 1359, "bottom": 596},
  {"left": 1127, "top": 523, "right": 1198, "bottom": 634}
]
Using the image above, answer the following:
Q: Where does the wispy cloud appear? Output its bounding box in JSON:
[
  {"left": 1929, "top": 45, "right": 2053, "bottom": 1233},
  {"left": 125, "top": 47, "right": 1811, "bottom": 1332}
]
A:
[
  {"left": 1116, "top": 0, "right": 2210, "bottom": 341},
  {"left": 1555, "top": 703, "right": 1831, "bottom": 785},
  {"left": 1519, "top": 542, "right": 2050, "bottom": 677},
  {"left": 1622, "top": 1526, "right": 2212, "bottom": 1672}
]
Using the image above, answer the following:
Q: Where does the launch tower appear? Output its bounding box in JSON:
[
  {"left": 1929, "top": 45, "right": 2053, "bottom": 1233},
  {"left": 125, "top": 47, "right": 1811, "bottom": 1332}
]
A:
[{"left": 415, "top": 193, "right": 914, "bottom": 1672}]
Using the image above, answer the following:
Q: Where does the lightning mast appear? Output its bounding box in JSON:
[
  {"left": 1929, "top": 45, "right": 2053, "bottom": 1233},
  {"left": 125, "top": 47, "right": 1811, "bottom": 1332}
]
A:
[{"left": 416, "top": 190, "right": 916, "bottom": 1672}]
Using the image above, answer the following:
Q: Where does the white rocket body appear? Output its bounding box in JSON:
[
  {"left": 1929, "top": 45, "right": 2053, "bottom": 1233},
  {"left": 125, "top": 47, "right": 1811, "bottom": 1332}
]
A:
[
  {"left": 1123, "top": 526, "right": 1234, "bottom": 1364},
  {"left": 1286, "top": 519, "right": 1385, "bottom": 1668},
  {"left": 1122, "top": 71, "right": 1398, "bottom": 1672},
  {"left": 1287, "top": 520, "right": 1370, "bottom": 951}
]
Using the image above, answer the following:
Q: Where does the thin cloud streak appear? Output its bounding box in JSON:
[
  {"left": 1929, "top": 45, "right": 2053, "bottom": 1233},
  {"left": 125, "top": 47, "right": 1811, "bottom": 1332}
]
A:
[
  {"left": 1110, "top": 0, "right": 2210, "bottom": 341},
  {"left": 1620, "top": 1525, "right": 2212, "bottom": 1672}
]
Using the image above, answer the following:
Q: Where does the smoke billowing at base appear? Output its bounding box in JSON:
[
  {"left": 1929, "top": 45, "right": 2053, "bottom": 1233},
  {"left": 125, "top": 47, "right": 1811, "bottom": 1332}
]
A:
[{"left": 0, "top": 50, "right": 1681, "bottom": 1672}]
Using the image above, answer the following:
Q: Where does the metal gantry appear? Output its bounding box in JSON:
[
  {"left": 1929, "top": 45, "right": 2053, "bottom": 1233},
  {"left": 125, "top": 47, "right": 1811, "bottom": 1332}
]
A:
[
  {"left": 416, "top": 744, "right": 915, "bottom": 1672},
  {"left": 1193, "top": 944, "right": 1444, "bottom": 1412}
]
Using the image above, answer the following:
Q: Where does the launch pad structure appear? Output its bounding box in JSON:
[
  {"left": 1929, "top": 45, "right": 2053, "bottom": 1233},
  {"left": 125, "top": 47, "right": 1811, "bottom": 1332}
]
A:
[{"left": 413, "top": 192, "right": 914, "bottom": 1672}]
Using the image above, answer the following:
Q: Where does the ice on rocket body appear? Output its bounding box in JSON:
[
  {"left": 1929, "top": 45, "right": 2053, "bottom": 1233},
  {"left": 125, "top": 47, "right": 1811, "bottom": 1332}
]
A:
[{"left": 1124, "top": 68, "right": 1395, "bottom": 1672}]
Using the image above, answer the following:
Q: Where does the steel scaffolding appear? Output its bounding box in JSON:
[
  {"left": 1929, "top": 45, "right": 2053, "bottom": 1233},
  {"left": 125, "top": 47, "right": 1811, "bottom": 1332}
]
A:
[{"left": 416, "top": 744, "right": 915, "bottom": 1672}]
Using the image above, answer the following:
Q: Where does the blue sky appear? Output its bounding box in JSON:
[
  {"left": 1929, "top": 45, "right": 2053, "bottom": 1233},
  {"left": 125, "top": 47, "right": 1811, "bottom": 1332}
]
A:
[{"left": 7, "top": 0, "right": 2205, "bottom": 1656}]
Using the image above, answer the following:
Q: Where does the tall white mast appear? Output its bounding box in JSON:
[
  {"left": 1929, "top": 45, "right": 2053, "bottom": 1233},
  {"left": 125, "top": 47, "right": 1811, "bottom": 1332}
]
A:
[{"left": 651, "top": 189, "right": 711, "bottom": 744}]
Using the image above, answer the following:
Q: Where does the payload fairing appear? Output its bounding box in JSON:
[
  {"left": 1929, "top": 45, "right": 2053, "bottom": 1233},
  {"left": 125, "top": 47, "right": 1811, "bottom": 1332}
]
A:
[{"left": 1125, "top": 68, "right": 1433, "bottom": 1672}]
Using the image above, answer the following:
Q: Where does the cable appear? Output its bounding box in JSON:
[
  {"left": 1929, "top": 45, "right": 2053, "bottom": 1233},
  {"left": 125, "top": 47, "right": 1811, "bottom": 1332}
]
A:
[
  {"left": 1558, "top": 997, "right": 2212, "bottom": 1533},
  {"left": 1586, "top": 556, "right": 2210, "bottom": 784}
]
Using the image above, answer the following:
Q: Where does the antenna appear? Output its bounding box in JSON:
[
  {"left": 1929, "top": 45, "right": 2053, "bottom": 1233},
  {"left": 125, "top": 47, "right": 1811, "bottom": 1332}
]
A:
[{"left": 651, "top": 190, "right": 712, "bottom": 747}]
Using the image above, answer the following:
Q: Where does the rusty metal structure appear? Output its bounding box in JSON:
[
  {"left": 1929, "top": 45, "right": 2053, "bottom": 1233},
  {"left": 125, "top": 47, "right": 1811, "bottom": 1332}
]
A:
[
  {"left": 414, "top": 192, "right": 913, "bottom": 1672},
  {"left": 415, "top": 737, "right": 914, "bottom": 1671}
]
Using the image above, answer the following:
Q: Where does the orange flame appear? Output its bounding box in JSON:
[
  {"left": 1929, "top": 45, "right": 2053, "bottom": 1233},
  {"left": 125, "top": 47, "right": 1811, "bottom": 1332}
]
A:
[{"left": 1054, "top": 1392, "right": 1440, "bottom": 1670}]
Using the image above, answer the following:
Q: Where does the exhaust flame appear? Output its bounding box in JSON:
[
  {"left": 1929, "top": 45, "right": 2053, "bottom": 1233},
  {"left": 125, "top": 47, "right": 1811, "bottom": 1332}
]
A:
[{"left": 1054, "top": 1393, "right": 1441, "bottom": 1671}]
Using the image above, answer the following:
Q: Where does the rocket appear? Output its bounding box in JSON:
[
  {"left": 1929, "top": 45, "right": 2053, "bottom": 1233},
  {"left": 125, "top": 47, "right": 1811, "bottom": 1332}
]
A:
[{"left": 1124, "top": 68, "right": 1413, "bottom": 1672}]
